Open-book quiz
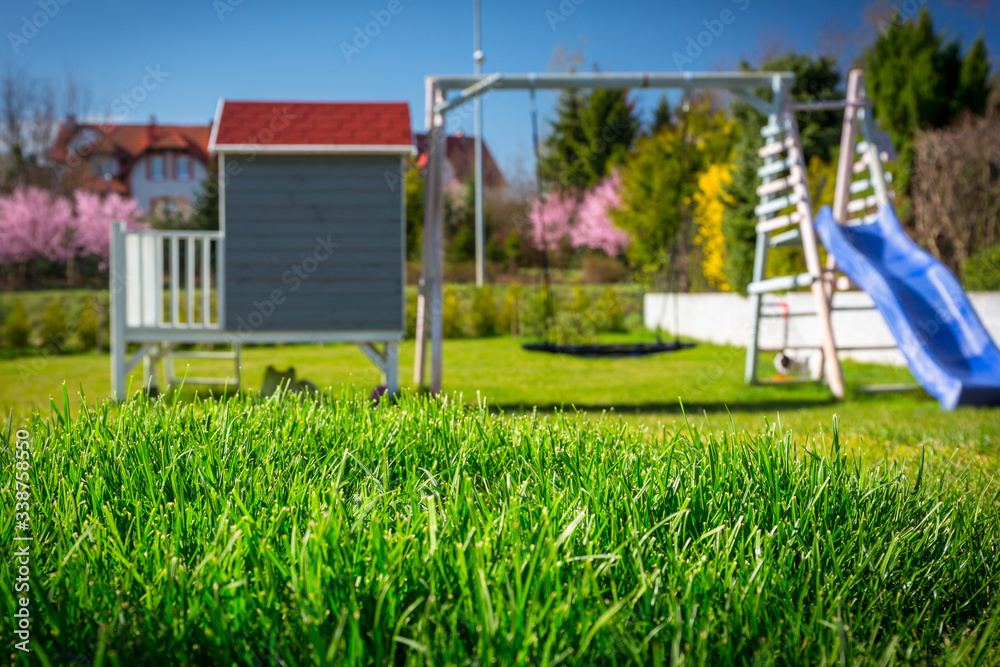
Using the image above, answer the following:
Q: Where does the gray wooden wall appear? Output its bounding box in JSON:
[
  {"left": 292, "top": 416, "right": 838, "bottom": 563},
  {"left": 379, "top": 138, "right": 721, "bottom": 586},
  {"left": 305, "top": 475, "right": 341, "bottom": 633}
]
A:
[{"left": 222, "top": 154, "right": 405, "bottom": 333}]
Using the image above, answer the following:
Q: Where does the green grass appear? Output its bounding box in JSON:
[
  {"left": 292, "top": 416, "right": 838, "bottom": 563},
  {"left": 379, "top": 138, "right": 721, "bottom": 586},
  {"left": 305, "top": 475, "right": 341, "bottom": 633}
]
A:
[
  {"left": 3, "top": 336, "right": 998, "bottom": 464},
  {"left": 2, "top": 390, "right": 999, "bottom": 664}
]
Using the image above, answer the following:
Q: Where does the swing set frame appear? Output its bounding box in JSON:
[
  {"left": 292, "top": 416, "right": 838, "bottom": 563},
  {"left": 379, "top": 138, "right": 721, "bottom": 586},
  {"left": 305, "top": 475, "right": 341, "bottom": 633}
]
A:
[{"left": 413, "top": 70, "right": 847, "bottom": 396}]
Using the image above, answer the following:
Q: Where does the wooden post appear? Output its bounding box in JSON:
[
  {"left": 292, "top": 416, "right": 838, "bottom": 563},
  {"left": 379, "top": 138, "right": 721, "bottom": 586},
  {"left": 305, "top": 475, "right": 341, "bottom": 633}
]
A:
[
  {"left": 110, "top": 221, "right": 127, "bottom": 401},
  {"left": 785, "top": 100, "right": 845, "bottom": 399},
  {"left": 385, "top": 342, "right": 399, "bottom": 396},
  {"left": 415, "top": 82, "right": 447, "bottom": 393},
  {"left": 826, "top": 70, "right": 864, "bottom": 299}
]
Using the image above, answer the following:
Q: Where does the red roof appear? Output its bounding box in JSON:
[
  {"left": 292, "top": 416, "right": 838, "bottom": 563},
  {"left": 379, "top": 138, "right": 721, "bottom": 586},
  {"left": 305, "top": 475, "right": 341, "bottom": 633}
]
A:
[
  {"left": 210, "top": 101, "right": 412, "bottom": 150},
  {"left": 49, "top": 122, "right": 210, "bottom": 163},
  {"left": 414, "top": 132, "right": 507, "bottom": 189}
]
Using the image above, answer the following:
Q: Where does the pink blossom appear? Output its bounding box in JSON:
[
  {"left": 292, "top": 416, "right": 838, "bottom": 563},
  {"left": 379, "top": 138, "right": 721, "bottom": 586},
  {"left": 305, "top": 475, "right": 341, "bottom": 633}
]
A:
[
  {"left": 572, "top": 172, "right": 630, "bottom": 255},
  {"left": 72, "top": 190, "right": 145, "bottom": 261},
  {"left": 0, "top": 186, "right": 75, "bottom": 264},
  {"left": 0, "top": 186, "right": 144, "bottom": 268},
  {"left": 528, "top": 191, "right": 577, "bottom": 252}
]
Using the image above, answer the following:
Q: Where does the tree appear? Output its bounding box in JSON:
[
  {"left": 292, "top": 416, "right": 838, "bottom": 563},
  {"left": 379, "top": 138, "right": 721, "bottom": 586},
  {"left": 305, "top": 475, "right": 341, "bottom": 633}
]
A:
[
  {"left": 572, "top": 172, "right": 629, "bottom": 256},
  {"left": 650, "top": 95, "right": 673, "bottom": 135},
  {"left": 613, "top": 102, "right": 735, "bottom": 281},
  {"left": 189, "top": 162, "right": 220, "bottom": 231},
  {"left": 404, "top": 159, "right": 424, "bottom": 260},
  {"left": 863, "top": 11, "right": 992, "bottom": 162},
  {"left": 539, "top": 87, "right": 638, "bottom": 192},
  {"left": 0, "top": 66, "right": 84, "bottom": 190},
  {"left": 527, "top": 191, "right": 576, "bottom": 252},
  {"left": 911, "top": 111, "right": 1000, "bottom": 275},
  {"left": 72, "top": 190, "right": 144, "bottom": 266},
  {"left": 0, "top": 185, "right": 74, "bottom": 266}
]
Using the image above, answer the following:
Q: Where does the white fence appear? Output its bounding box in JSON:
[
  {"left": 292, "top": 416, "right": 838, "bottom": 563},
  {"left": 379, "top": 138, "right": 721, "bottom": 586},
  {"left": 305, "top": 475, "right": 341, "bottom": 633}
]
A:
[
  {"left": 645, "top": 291, "right": 1000, "bottom": 366},
  {"left": 118, "top": 228, "right": 225, "bottom": 330}
]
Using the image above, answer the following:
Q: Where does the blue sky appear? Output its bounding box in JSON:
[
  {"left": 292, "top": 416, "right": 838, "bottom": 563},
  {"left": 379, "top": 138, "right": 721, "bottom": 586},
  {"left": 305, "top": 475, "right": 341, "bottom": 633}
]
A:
[{"left": 3, "top": 0, "right": 996, "bottom": 179}]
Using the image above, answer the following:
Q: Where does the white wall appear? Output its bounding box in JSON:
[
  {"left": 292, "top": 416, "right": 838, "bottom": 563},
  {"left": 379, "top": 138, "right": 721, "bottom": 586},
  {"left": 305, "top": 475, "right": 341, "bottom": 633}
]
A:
[
  {"left": 130, "top": 155, "right": 209, "bottom": 215},
  {"left": 645, "top": 291, "right": 1000, "bottom": 366}
]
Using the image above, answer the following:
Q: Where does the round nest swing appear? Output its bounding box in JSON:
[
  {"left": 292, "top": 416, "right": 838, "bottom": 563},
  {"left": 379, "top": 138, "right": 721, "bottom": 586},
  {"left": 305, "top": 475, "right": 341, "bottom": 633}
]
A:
[{"left": 521, "top": 339, "right": 697, "bottom": 358}]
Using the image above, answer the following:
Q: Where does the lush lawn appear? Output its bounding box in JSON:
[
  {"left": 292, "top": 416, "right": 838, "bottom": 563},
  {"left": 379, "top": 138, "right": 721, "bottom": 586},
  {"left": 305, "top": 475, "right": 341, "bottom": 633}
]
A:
[
  {"left": 2, "top": 336, "right": 998, "bottom": 466},
  {"left": 3, "top": 336, "right": 1000, "bottom": 663},
  {"left": 2, "top": 392, "right": 999, "bottom": 664}
]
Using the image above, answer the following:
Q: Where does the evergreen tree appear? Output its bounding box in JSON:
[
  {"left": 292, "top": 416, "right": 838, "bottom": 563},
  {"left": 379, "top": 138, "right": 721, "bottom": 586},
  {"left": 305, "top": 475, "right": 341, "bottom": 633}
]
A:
[
  {"left": 189, "top": 163, "right": 219, "bottom": 231},
  {"left": 539, "top": 88, "right": 638, "bottom": 192},
  {"left": 538, "top": 89, "right": 588, "bottom": 191},
  {"left": 650, "top": 95, "right": 673, "bottom": 135},
  {"left": 864, "top": 10, "right": 992, "bottom": 159}
]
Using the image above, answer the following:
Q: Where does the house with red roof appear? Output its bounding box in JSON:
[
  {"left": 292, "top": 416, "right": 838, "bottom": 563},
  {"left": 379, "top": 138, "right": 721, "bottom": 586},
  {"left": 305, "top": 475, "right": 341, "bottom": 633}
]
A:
[
  {"left": 49, "top": 116, "right": 211, "bottom": 217},
  {"left": 414, "top": 131, "right": 506, "bottom": 192}
]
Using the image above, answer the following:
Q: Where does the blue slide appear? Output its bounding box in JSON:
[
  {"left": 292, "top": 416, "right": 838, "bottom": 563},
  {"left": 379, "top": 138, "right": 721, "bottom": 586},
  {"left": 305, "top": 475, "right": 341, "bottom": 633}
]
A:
[{"left": 814, "top": 203, "right": 1000, "bottom": 410}]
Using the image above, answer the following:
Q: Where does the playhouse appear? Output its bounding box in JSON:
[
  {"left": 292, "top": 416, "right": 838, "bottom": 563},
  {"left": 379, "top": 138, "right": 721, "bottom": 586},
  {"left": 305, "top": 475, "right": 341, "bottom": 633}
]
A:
[{"left": 109, "top": 100, "right": 413, "bottom": 398}]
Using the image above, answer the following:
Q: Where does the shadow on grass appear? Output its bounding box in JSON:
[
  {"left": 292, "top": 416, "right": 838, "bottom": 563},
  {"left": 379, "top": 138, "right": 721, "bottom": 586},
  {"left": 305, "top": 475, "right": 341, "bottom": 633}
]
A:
[{"left": 490, "top": 397, "right": 840, "bottom": 416}]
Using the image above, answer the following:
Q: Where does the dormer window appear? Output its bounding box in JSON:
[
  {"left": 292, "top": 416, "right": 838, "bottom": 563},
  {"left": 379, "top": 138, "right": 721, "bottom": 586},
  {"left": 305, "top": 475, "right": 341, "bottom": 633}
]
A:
[
  {"left": 90, "top": 155, "right": 118, "bottom": 179},
  {"left": 175, "top": 156, "right": 191, "bottom": 180},
  {"left": 69, "top": 128, "right": 102, "bottom": 157},
  {"left": 150, "top": 156, "right": 165, "bottom": 181}
]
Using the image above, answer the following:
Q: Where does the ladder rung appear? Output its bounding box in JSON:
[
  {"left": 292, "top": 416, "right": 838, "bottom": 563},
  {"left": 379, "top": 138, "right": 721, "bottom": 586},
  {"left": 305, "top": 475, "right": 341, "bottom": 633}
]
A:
[
  {"left": 760, "top": 310, "right": 816, "bottom": 318},
  {"left": 167, "top": 376, "right": 239, "bottom": 386},
  {"left": 849, "top": 179, "right": 872, "bottom": 194},
  {"left": 847, "top": 195, "right": 879, "bottom": 214},
  {"left": 756, "top": 175, "right": 800, "bottom": 197},
  {"left": 756, "top": 212, "right": 802, "bottom": 234},
  {"left": 755, "top": 192, "right": 803, "bottom": 216},
  {"left": 758, "top": 345, "right": 822, "bottom": 352},
  {"left": 846, "top": 212, "right": 879, "bottom": 225},
  {"left": 760, "top": 122, "right": 790, "bottom": 138},
  {"left": 852, "top": 158, "right": 869, "bottom": 174},
  {"left": 168, "top": 351, "right": 240, "bottom": 360},
  {"left": 856, "top": 141, "right": 869, "bottom": 153},
  {"left": 835, "top": 344, "right": 898, "bottom": 351},
  {"left": 830, "top": 305, "right": 877, "bottom": 312},
  {"left": 747, "top": 272, "right": 815, "bottom": 294},
  {"left": 758, "top": 137, "right": 794, "bottom": 158},
  {"left": 757, "top": 157, "right": 795, "bottom": 178},
  {"left": 769, "top": 228, "right": 802, "bottom": 248}
]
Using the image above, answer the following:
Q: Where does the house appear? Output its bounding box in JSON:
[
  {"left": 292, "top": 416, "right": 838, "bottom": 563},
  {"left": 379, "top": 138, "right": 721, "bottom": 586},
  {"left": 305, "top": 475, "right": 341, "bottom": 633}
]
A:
[
  {"left": 49, "top": 116, "right": 211, "bottom": 218},
  {"left": 414, "top": 131, "right": 506, "bottom": 192}
]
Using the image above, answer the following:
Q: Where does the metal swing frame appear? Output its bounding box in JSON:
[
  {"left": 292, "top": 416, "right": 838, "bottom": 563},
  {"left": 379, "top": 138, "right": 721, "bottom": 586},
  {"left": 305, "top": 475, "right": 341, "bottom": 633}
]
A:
[{"left": 415, "top": 70, "right": 803, "bottom": 394}]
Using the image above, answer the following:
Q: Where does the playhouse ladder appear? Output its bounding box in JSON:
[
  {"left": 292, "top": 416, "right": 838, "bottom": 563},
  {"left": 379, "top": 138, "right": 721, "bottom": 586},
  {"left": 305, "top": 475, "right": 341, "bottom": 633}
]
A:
[{"left": 744, "top": 91, "right": 844, "bottom": 398}]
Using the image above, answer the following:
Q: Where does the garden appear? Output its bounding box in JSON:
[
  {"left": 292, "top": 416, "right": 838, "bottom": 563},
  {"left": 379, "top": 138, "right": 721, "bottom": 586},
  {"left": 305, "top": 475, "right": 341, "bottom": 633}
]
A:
[{"left": 2, "top": 9, "right": 1000, "bottom": 666}]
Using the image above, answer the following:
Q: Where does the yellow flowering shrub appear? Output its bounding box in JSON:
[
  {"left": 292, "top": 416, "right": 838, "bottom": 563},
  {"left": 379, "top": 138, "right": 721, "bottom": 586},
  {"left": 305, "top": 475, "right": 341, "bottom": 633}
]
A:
[{"left": 692, "top": 163, "right": 733, "bottom": 291}]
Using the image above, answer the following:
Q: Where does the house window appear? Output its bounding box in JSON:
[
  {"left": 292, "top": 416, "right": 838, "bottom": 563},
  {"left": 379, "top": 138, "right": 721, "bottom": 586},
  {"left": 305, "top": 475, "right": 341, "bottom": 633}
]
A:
[
  {"left": 150, "top": 156, "right": 165, "bottom": 181},
  {"left": 90, "top": 156, "right": 117, "bottom": 179},
  {"left": 175, "top": 156, "right": 191, "bottom": 181}
]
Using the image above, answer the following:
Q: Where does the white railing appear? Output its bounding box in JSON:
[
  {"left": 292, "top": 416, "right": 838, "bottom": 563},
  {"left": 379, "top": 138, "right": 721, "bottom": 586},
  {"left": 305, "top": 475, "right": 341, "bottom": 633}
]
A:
[{"left": 113, "top": 225, "right": 225, "bottom": 330}]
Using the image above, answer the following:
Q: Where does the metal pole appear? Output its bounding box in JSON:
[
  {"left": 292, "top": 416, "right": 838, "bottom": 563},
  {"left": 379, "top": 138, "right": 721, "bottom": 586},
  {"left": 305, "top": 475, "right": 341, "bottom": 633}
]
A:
[{"left": 473, "top": 0, "right": 485, "bottom": 287}]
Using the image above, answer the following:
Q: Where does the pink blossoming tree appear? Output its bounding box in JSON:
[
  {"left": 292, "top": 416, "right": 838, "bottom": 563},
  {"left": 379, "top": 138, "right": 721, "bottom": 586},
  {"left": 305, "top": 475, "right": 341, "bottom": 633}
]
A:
[
  {"left": 72, "top": 190, "right": 145, "bottom": 263},
  {"left": 572, "top": 172, "right": 630, "bottom": 255},
  {"left": 527, "top": 172, "right": 629, "bottom": 256},
  {"left": 0, "top": 186, "right": 144, "bottom": 280},
  {"left": 528, "top": 191, "right": 577, "bottom": 252},
  {"left": 0, "top": 186, "right": 75, "bottom": 265}
]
